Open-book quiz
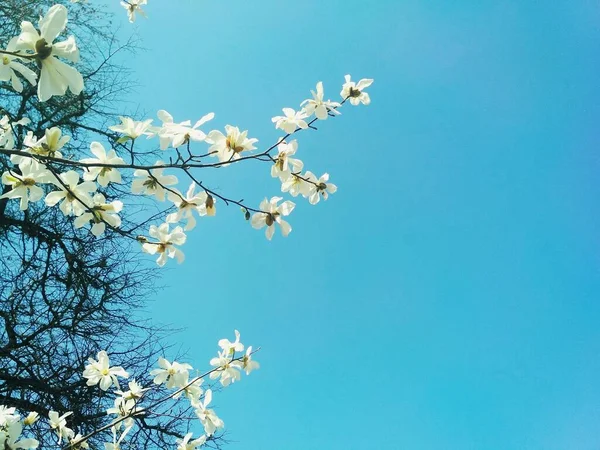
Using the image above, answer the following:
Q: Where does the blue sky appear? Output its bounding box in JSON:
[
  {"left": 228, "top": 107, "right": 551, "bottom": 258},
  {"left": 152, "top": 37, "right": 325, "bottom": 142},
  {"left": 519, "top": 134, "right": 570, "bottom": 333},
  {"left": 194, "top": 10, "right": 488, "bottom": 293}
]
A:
[{"left": 103, "top": 1, "right": 600, "bottom": 448}]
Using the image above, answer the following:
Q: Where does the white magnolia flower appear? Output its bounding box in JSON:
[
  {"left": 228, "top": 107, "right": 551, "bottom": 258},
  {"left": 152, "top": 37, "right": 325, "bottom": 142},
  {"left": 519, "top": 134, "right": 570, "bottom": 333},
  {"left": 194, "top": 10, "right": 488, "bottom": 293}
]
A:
[
  {"left": 48, "top": 411, "right": 74, "bottom": 443},
  {"left": 121, "top": 0, "right": 147, "bottom": 23},
  {"left": 209, "top": 351, "right": 241, "bottom": 387},
  {"left": 0, "top": 37, "right": 37, "bottom": 92},
  {"left": 177, "top": 433, "right": 206, "bottom": 450},
  {"left": 1, "top": 161, "right": 50, "bottom": 210},
  {"left": 106, "top": 396, "right": 138, "bottom": 429},
  {"left": 251, "top": 197, "right": 295, "bottom": 240},
  {"left": 109, "top": 116, "right": 154, "bottom": 142},
  {"left": 155, "top": 110, "right": 214, "bottom": 149},
  {"left": 45, "top": 170, "right": 96, "bottom": 216},
  {"left": 175, "top": 377, "right": 204, "bottom": 403},
  {"left": 0, "top": 406, "right": 18, "bottom": 426},
  {"left": 131, "top": 162, "right": 177, "bottom": 201},
  {"left": 115, "top": 380, "right": 149, "bottom": 401},
  {"left": 82, "top": 350, "right": 129, "bottom": 390},
  {"left": 340, "top": 75, "right": 374, "bottom": 106},
  {"left": 205, "top": 125, "right": 258, "bottom": 164},
  {"left": 167, "top": 183, "right": 216, "bottom": 230},
  {"left": 238, "top": 346, "right": 260, "bottom": 375},
  {"left": 14, "top": 127, "right": 69, "bottom": 168},
  {"left": 0, "top": 116, "right": 29, "bottom": 151},
  {"left": 22, "top": 412, "right": 39, "bottom": 427},
  {"left": 271, "top": 108, "right": 308, "bottom": 134},
  {"left": 149, "top": 357, "right": 193, "bottom": 388},
  {"left": 16, "top": 4, "right": 83, "bottom": 101},
  {"left": 0, "top": 420, "right": 39, "bottom": 450},
  {"left": 301, "top": 81, "right": 341, "bottom": 120},
  {"left": 305, "top": 172, "right": 337, "bottom": 205},
  {"left": 194, "top": 390, "right": 224, "bottom": 437},
  {"left": 271, "top": 140, "right": 303, "bottom": 181},
  {"left": 281, "top": 173, "right": 311, "bottom": 198},
  {"left": 141, "top": 223, "right": 187, "bottom": 266},
  {"left": 218, "top": 330, "right": 244, "bottom": 355},
  {"left": 69, "top": 433, "right": 89, "bottom": 450},
  {"left": 80, "top": 142, "right": 125, "bottom": 186}
]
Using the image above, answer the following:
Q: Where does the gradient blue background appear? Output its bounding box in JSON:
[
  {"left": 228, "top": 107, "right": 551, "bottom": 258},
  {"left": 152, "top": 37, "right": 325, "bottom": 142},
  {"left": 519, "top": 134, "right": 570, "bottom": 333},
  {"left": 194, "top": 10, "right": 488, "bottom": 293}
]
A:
[{"left": 104, "top": 1, "right": 600, "bottom": 448}]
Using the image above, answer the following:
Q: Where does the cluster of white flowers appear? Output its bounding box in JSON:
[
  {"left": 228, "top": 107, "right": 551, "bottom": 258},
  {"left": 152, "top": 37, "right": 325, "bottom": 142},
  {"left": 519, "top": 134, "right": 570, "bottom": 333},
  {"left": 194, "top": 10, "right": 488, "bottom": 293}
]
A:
[
  {"left": 0, "top": 331, "right": 258, "bottom": 448},
  {"left": 0, "top": 3, "right": 374, "bottom": 268}
]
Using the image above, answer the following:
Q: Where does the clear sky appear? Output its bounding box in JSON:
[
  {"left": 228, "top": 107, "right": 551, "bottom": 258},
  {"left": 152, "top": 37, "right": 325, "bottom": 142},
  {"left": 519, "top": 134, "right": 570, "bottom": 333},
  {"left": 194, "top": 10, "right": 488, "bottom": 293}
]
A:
[{"left": 103, "top": 1, "right": 600, "bottom": 448}]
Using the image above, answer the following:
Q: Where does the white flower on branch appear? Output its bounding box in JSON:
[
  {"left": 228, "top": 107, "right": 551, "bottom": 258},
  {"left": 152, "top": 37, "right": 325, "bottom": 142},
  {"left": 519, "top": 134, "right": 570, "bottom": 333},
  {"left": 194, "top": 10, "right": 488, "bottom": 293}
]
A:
[
  {"left": 301, "top": 82, "right": 340, "bottom": 120},
  {"left": 209, "top": 351, "right": 241, "bottom": 387},
  {"left": 177, "top": 432, "right": 207, "bottom": 450},
  {"left": 131, "top": 162, "right": 178, "bottom": 201},
  {"left": 22, "top": 413, "right": 38, "bottom": 427},
  {"left": 271, "top": 140, "right": 303, "bottom": 181},
  {"left": 239, "top": 346, "right": 260, "bottom": 375},
  {"left": 109, "top": 116, "right": 154, "bottom": 142},
  {"left": 0, "top": 37, "right": 37, "bottom": 92},
  {"left": 48, "top": 411, "right": 74, "bottom": 444},
  {"left": 69, "top": 433, "right": 89, "bottom": 450},
  {"left": 45, "top": 170, "right": 96, "bottom": 217},
  {"left": 14, "top": 127, "right": 69, "bottom": 168},
  {"left": 304, "top": 171, "right": 337, "bottom": 205},
  {"left": 218, "top": 329, "right": 244, "bottom": 355},
  {"left": 194, "top": 390, "right": 224, "bottom": 437},
  {"left": 142, "top": 223, "right": 187, "bottom": 266},
  {"left": 106, "top": 396, "right": 138, "bottom": 430},
  {"left": 0, "top": 419, "right": 39, "bottom": 450},
  {"left": 0, "top": 116, "right": 29, "bottom": 151},
  {"left": 341, "top": 75, "right": 374, "bottom": 106},
  {"left": 281, "top": 173, "right": 310, "bottom": 198},
  {"left": 205, "top": 125, "right": 258, "bottom": 164},
  {"left": 251, "top": 197, "right": 295, "bottom": 240},
  {"left": 150, "top": 357, "right": 193, "bottom": 388},
  {"left": 167, "top": 183, "right": 216, "bottom": 231},
  {"left": 0, "top": 161, "right": 50, "bottom": 211},
  {"left": 155, "top": 110, "right": 214, "bottom": 149},
  {"left": 0, "top": 406, "right": 18, "bottom": 426},
  {"left": 121, "top": 0, "right": 148, "bottom": 23},
  {"left": 115, "top": 380, "right": 149, "bottom": 401},
  {"left": 16, "top": 4, "right": 83, "bottom": 101},
  {"left": 80, "top": 142, "right": 125, "bottom": 187},
  {"left": 82, "top": 350, "right": 129, "bottom": 391},
  {"left": 271, "top": 108, "right": 308, "bottom": 134}
]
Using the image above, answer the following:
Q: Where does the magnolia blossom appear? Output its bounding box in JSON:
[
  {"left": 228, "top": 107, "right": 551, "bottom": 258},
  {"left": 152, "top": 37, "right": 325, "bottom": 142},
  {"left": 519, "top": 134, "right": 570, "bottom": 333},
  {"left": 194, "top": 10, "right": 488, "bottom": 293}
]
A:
[
  {"left": 109, "top": 116, "right": 154, "bottom": 142},
  {"left": 176, "top": 377, "right": 204, "bottom": 403},
  {"left": 131, "top": 162, "right": 178, "bottom": 201},
  {"left": 15, "top": 127, "right": 69, "bottom": 168},
  {"left": 121, "top": 0, "right": 148, "bottom": 23},
  {"left": 82, "top": 350, "right": 129, "bottom": 390},
  {"left": 0, "top": 406, "right": 18, "bottom": 426},
  {"left": 22, "top": 412, "right": 39, "bottom": 426},
  {"left": 115, "top": 380, "right": 149, "bottom": 400},
  {"left": 177, "top": 433, "right": 206, "bottom": 450},
  {"left": 209, "top": 351, "right": 241, "bottom": 387},
  {"left": 0, "top": 161, "right": 50, "bottom": 210},
  {"left": 150, "top": 357, "right": 193, "bottom": 389},
  {"left": 272, "top": 108, "right": 308, "bottom": 134},
  {"left": 218, "top": 330, "right": 244, "bottom": 355},
  {"left": 16, "top": 4, "right": 83, "bottom": 101},
  {"left": 141, "top": 223, "right": 187, "bottom": 266},
  {"left": 239, "top": 346, "right": 260, "bottom": 375},
  {"left": 340, "top": 75, "right": 374, "bottom": 106},
  {"left": 0, "top": 37, "right": 37, "bottom": 92},
  {"left": 205, "top": 125, "right": 258, "bottom": 164},
  {"left": 48, "top": 411, "right": 73, "bottom": 443},
  {"left": 167, "top": 183, "right": 216, "bottom": 230},
  {"left": 194, "top": 390, "right": 224, "bottom": 437},
  {"left": 155, "top": 110, "right": 214, "bottom": 149},
  {"left": 80, "top": 142, "right": 125, "bottom": 186},
  {"left": 0, "top": 420, "right": 39, "bottom": 450},
  {"left": 281, "top": 173, "right": 311, "bottom": 198},
  {"left": 69, "top": 434, "right": 89, "bottom": 450},
  {"left": 301, "top": 81, "right": 340, "bottom": 120},
  {"left": 0, "top": 116, "right": 29, "bottom": 151},
  {"left": 251, "top": 197, "right": 295, "bottom": 240},
  {"left": 106, "top": 396, "right": 138, "bottom": 429},
  {"left": 271, "top": 140, "right": 303, "bottom": 181},
  {"left": 45, "top": 170, "right": 96, "bottom": 217},
  {"left": 304, "top": 171, "right": 337, "bottom": 205}
]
